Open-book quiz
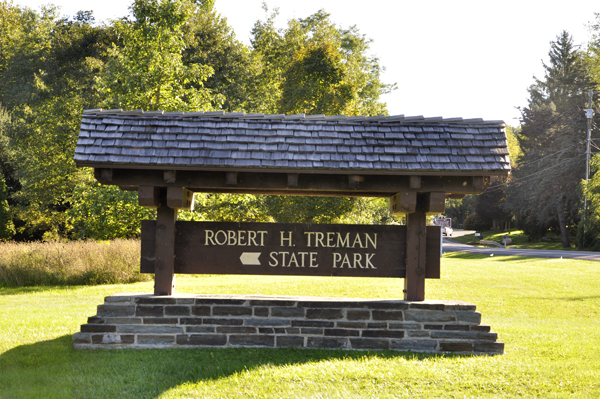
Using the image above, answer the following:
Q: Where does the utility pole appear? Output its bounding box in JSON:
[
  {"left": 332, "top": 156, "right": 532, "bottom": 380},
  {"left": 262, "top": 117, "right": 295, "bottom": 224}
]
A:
[{"left": 584, "top": 90, "right": 594, "bottom": 238}]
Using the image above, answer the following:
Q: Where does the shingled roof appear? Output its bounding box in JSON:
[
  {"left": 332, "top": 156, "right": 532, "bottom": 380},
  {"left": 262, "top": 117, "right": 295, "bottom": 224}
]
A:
[{"left": 74, "top": 109, "right": 510, "bottom": 175}]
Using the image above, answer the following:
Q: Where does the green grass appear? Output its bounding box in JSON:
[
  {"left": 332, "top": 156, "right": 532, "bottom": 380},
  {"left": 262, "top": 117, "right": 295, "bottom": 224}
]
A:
[
  {"left": 1, "top": 253, "right": 599, "bottom": 398},
  {"left": 451, "top": 230, "right": 578, "bottom": 250}
]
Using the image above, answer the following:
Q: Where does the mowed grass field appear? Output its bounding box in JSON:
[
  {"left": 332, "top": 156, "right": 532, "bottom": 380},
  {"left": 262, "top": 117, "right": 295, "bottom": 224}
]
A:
[{"left": 1, "top": 253, "right": 599, "bottom": 398}]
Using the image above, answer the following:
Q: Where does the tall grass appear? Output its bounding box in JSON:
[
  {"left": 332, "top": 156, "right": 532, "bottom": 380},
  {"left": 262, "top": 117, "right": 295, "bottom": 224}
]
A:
[{"left": 0, "top": 239, "right": 150, "bottom": 287}]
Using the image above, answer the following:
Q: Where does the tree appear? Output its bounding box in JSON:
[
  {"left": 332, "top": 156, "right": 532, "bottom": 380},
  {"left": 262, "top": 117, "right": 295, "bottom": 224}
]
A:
[
  {"left": 0, "top": 6, "right": 113, "bottom": 238},
  {"left": 66, "top": 172, "right": 154, "bottom": 239},
  {"left": 99, "top": 0, "right": 221, "bottom": 111},
  {"left": 444, "top": 195, "right": 477, "bottom": 227},
  {"left": 0, "top": 172, "right": 13, "bottom": 240},
  {"left": 505, "top": 31, "right": 596, "bottom": 247},
  {"left": 578, "top": 155, "right": 600, "bottom": 249},
  {"left": 250, "top": 7, "right": 395, "bottom": 116},
  {"left": 181, "top": 1, "right": 260, "bottom": 112},
  {"left": 279, "top": 42, "right": 355, "bottom": 116},
  {"left": 248, "top": 7, "right": 396, "bottom": 223}
]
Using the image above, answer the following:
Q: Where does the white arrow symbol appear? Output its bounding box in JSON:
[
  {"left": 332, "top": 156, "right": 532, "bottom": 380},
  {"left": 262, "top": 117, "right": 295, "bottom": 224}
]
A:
[{"left": 240, "top": 252, "right": 261, "bottom": 265}]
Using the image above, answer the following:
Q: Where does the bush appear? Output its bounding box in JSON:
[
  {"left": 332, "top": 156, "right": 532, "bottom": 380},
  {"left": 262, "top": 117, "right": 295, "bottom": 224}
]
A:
[
  {"left": 0, "top": 239, "right": 150, "bottom": 287},
  {"left": 462, "top": 212, "right": 492, "bottom": 231}
]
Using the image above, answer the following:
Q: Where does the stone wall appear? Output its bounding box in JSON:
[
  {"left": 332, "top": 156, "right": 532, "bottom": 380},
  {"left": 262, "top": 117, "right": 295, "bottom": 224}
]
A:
[{"left": 73, "top": 294, "right": 503, "bottom": 355}]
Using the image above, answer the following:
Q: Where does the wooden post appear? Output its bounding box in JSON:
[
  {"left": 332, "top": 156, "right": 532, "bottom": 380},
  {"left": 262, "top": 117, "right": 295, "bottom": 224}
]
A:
[
  {"left": 404, "top": 198, "right": 427, "bottom": 301},
  {"left": 154, "top": 199, "right": 177, "bottom": 296}
]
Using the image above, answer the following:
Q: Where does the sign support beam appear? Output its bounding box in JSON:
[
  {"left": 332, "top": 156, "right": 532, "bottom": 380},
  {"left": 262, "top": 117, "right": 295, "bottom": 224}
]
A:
[
  {"left": 154, "top": 190, "right": 177, "bottom": 296},
  {"left": 404, "top": 201, "right": 427, "bottom": 301}
]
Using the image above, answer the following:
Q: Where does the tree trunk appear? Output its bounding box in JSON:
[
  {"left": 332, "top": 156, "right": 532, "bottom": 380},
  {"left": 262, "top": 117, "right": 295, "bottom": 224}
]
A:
[{"left": 556, "top": 196, "right": 570, "bottom": 248}]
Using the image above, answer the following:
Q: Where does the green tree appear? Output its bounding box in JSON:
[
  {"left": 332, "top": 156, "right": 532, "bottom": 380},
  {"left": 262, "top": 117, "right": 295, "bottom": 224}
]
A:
[
  {"left": 250, "top": 7, "right": 395, "bottom": 116},
  {"left": 506, "top": 31, "right": 596, "bottom": 247},
  {"left": 0, "top": 6, "right": 112, "bottom": 237},
  {"left": 279, "top": 42, "right": 356, "bottom": 116},
  {"left": 179, "top": 193, "right": 270, "bottom": 222},
  {"left": 99, "top": 0, "right": 221, "bottom": 111},
  {"left": 66, "top": 172, "right": 154, "bottom": 239},
  {"left": 248, "top": 7, "right": 396, "bottom": 223},
  {"left": 444, "top": 195, "right": 477, "bottom": 227},
  {"left": 578, "top": 155, "right": 600, "bottom": 249},
  {"left": 0, "top": 172, "right": 14, "bottom": 240},
  {"left": 181, "top": 1, "right": 260, "bottom": 112},
  {"left": 262, "top": 196, "right": 359, "bottom": 224}
]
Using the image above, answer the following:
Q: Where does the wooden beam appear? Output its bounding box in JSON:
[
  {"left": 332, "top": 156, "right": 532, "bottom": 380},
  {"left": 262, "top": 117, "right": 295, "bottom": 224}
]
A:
[
  {"left": 154, "top": 203, "right": 176, "bottom": 295},
  {"left": 425, "top": 192, "right": 446, "bottom": 215},
  {"left": 100, "top": 169, "right": 487, "bottom": 196},
  {"left": 226, "top": 172, "right": 238, "bottom": 185},
  {"left": 348, "top": 175, "right": 363, "bottom": 188},
  {"left": 287, "top": 173, "right": 299, "bottom": 187},
  {"left": 404, "top": 207, "right": 426, "bottom": 301},
  {"left": 94, "top": 168, "right": 113, "bottom": 183},
  {"left": 166, "top": 187, "right": 195, "bottom": 210},
  {"left": 164, "top": 170, "right": 176, "bottom": 184},
  {"left": 138, "top": 186, "right": 161, "bottom": 208},
  {"left": 390, "top": 192, "right": 417, "bottom": 215},
  {"left": 410, "top": 175, "right": 421, "bottom": 189}
]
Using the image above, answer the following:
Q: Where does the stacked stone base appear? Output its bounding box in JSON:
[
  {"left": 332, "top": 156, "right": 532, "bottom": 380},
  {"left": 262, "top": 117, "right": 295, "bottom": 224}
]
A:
[{"left": 73, "top": 294, "right": 503, "bottom": 355}]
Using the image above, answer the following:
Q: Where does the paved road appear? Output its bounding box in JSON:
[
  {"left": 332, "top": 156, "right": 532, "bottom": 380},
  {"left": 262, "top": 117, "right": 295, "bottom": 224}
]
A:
[{"left": 443, "top": 238, "right": 600, "bottom": 262}]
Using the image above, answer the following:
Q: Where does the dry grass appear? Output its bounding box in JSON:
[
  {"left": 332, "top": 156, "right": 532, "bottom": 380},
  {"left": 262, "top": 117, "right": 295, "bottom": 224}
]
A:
[{"left": 0, "top": 239, "right": 150, "bottom": 287}]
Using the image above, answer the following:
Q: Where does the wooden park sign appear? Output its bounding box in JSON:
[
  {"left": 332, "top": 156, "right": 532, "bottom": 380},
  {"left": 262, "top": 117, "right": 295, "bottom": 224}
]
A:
[
  {"left": 141, "top": 220, "right": 440, "bottom": 278},
  {"left": 74, "top": 110, "right": 510, "bottom": 301}
]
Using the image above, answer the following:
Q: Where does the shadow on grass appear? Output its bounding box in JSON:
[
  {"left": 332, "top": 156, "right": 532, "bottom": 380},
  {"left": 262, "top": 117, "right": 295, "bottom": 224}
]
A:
[
  {"left": 444, "top": 253, "right": 535, "bottom": 262},
  {"left": 0, "top": 285, "right": 85, "bottom": 296},
  {"left": 0, "top": 335, "right": 465, "bottom": 399}
]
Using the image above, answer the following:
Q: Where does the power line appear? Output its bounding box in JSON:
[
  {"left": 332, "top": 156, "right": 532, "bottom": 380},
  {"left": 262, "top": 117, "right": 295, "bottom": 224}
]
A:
[
  {"left": 515, "top": 140, "right": 584, "bottom": 169},
  {"left": 482, "top": 153, "right": 586, "bottom": 194}
]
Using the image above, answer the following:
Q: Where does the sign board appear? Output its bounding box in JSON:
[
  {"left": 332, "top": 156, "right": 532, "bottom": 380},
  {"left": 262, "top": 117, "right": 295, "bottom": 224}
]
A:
[{"left": 141, "top": 221, "right": 440, "bottom": 279}]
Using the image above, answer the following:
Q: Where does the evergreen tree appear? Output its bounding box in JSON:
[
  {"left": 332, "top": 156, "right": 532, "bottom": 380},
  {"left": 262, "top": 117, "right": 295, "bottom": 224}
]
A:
[{"left": 505, "top": 31, "right": 597, "bottom": 247}]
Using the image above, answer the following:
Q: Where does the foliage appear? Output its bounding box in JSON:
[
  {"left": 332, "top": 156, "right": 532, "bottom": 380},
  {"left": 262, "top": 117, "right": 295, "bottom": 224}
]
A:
[
  {"left": 0, "top": 2, "right": 400, "bottom": 240},
  {"left": 250, "top": 7, "right": 395, "bottom": 116},
  {"left": 506, "top": 31, "right": 597, "bottom": 247},
  {"left": 444, "top": 195, "right": 477, "bottom": 227},
  {"left": 181, "top": 2, "right": 260, "bottom": 112},
  {"left": 0, "top": 239, "right": 149, "bottom": 287},
  {"left": 578, "top": 155, "right": 600, "bottom": 249},
  {"left": 262, "top": 196, "right": 357, "bottom": 224},
  {"left": 179, "top": 193, "right": 271, "bottom": 222},
  {"left": 279, "top": 42, "right": 355, "bottom": 115},
  {"left": 0, "top": 104, "right": 16, "bottom": 239},
  {"left": 474, "top": 177, "right": 511, "bottom": 223},
  {"left": 0, "top": 173, "right": 14, "bottom": 240},
  {"left": 99, "top": 0, "right": 220, "bottom": 111},
  {"left": 505, "top": 125, "right": 522, "bottom": 166},
  {"left": 462, "top": 212, "right": 492, "bottom": 231},
  {"left": 66, "top": 173, "right": 155, "bottom": 240},
  {"left": 336, "top": 197, "right": 398, "bottom": 225}
]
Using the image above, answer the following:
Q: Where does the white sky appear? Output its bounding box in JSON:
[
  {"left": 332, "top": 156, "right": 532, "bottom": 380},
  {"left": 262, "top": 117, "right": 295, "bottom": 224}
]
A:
[{"left": 14, "top": 0, "right": 600, "bottom": 126}]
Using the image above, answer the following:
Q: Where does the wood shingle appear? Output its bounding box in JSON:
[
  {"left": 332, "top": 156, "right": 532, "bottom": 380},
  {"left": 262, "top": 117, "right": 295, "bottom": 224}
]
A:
[{"left": 75, "top": 110, "right": 510, "bottom": 176}]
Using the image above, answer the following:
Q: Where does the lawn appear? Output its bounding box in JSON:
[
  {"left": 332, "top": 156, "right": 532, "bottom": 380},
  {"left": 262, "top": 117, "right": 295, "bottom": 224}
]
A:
[
  {"left": 1, "top": 253, "right": 599, "bottom": 398},
  {"left": 451, "top": 230, "right": 578, "bottom": 250}
]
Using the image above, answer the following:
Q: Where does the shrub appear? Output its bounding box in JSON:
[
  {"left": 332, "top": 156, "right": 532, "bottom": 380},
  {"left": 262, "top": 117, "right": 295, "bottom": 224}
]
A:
[{"left": 0, "top": 239, "right": 150, "bottom": 287}]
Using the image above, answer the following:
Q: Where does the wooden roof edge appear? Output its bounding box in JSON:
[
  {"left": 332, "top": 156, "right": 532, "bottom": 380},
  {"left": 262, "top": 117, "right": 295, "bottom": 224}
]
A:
[
  {"left": 75, "top": 161, "right": 511, "bottom": 176},
  {"left": 81, "top": 109, "right": 506, "bottom": 126}
]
